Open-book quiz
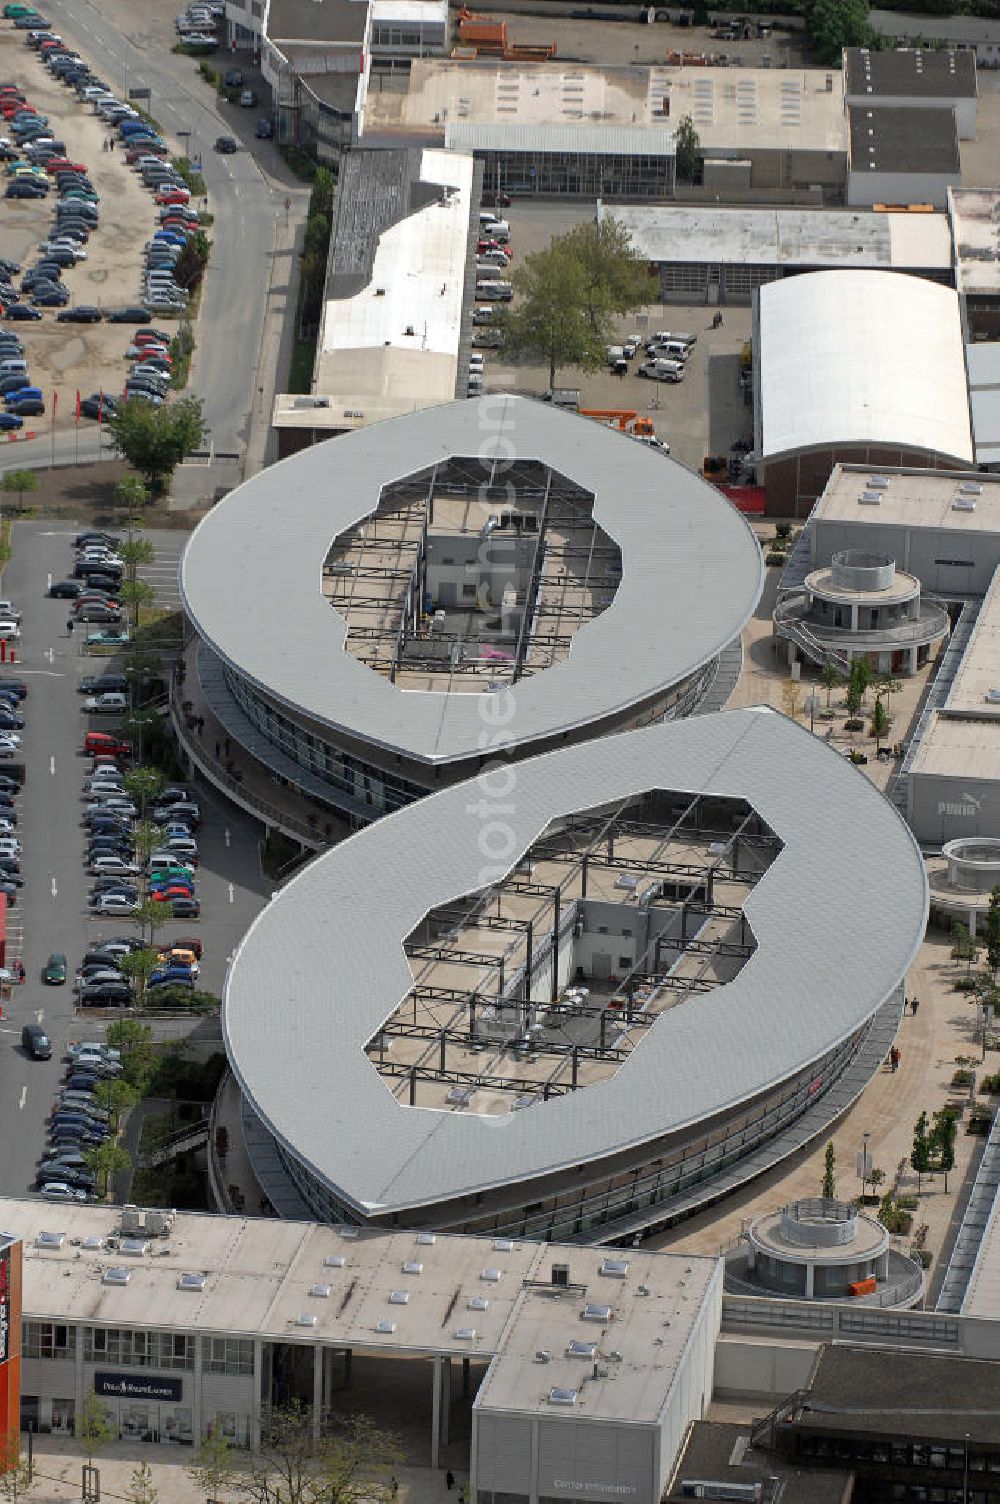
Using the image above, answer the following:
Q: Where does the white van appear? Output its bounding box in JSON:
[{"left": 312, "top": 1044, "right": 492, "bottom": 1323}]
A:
[
  {"left": 651, "top": 340, "right": 691, "bottom": 362},
  {"left": 638, "top": 358, "right": 684, "bottom": 383},
  {"left": 478, "top": 249, "right": 508, "bottom": 268},
  {"left": 472, "top": 306, "right": 495, "bottom": 325},
  {"left": 0, "top": 359, "right": 27, "bottom": 376},
  {"left": 479, "top": 210, "right": 498, "bottom": 226},
  {"left": 649, "top": 330, "right": 696, "bottom": 349},
  {"left": 149, "top": 852, "right": 194, "bottom": 875},
  {"left": 485, "top": 218, "right": 509, "bottom": 242},
  {"left": 0, "top": 838, "right": 21, "bottom": 856}
]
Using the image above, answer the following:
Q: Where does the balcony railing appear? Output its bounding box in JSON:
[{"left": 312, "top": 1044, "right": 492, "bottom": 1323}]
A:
[{"left": 775, "top": 592, "right": 950, "bottom": 653}]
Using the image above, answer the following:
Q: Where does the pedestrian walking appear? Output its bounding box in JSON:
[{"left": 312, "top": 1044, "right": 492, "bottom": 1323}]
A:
[
  {"left": 446, "top": 1473, "right": 455, "bottom": 1492},
  {"left": 109, "top": 136, "right": 115, "bottom": 152},
  {"left": 391, "top": 1479, "right": 399, "bottom": 1499},
  {"left": 911, "top": 997, "right": 920, "bottom": 1017},
  {"left": 66, "top": 618, "right": 74, "bottom": 636}
]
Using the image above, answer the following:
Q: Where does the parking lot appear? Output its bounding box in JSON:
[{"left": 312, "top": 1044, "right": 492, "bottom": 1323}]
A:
[
  {"left": 0, "top": 19, "right": 165, "bottom": 422},
  {"left": 0, "top": 519, "right": 270, "bottom": 1202},
  {"left": 476, "top": 201, "right": 754, "bottom": 471}
]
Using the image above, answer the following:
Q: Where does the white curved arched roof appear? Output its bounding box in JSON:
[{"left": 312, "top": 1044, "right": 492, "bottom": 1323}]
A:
[
  {"left": 223, "top": 708, "right": 929, "bottom": 1218},
  {"left": 180, "top": 397, "right": 764, "bottom": 768},
  {"left": 758, "top": 270, "right": 973, "bottom": 464}
]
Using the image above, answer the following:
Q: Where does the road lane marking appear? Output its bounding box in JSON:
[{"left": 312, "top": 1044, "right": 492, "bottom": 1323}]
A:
[
  {"left": 50, "top": 877, "right": 57, "bottom": 899},
  {"left": 49, "top": 755, "right": 55, "bottom": 777},
  {"left": 228, "top": 882, "right": 234, "bottom": 903},
  {"left": 35, "top": 1009, "right": 43, "bottom": 1024},
  {"left": 45, "top": 648, "right": 53, "bottom": 664},
  {"left": 46, "top": 572, "right": 51, "bottom": 591},
  {"left": 18, "top": 1086, "right": 25, "bottom": 1110}
]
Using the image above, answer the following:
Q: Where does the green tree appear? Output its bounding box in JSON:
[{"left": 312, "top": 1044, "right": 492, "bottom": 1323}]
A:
[
  {"left": 986, "top": 886, "right": 1000, "bottom": 980},
  {"left": 93, "top": 1076, "right": 139, "bottom": 1132},
  {"left": 245, "top": 1404, "right": 400, "bottom": 1504},
  {"left": 869, "top": 1167, "right": 886, "bottom": 1198},
  {"left": 119, "top": 578, "right": 156, "bottom": 629},
  {"left": 951, "top": 922, "right": 978, "bottom": 974},
  {"left": 131, "top": 821, "right": 161, "bottom": 867},
  {"left": 820, "top": 664, "right": 843, "bottom": 708},
  {"left": 119, "top": 948, "right": 164, "bottom": 1013},
  {"left": 911, "top": 1111, "right": 932, "bottom": 1195},
  {"left": 114, "top": 475, "right": 148, "bottom": 521},
  {"left": 79, "top": 1387, "right": 114, "bottom": 1464},
  {"left": 559, "top": 217, "right": 651, "bottom": 331},
  {"left": 85, "top": 1139, "right": 132, "bottom": 1199},
  {"left": 106, "top": 396, "right": 208, "bottom": 491},
  {"left": 0, "top": 1432, "right": 35, "bottom": 1504},
  {"left": 849, "top": 656, "right": 871, "bottom": 708},
  {"left": 931, "top": 1107, "right": 958, "bottom": 1193},
  {"left": 134, "top": 896, "right": 168, "bottom": 949},
  {"left": 106, "top": 1018, "right": 156, "bottom": 1090},
  {"left": 125, "top": 1461, "right": 159, "bottom": 1504},
  {"left": 1, "top": 469, "right": 37, "bottom": 512},
  {"left": 805, "top": 0, "right": 874, "bottom": 65},
  {"left": 123, "top": 766, "right": 165, "bottom": 821},
  {"left": 502, "top": 218, "right": 648, "bottom": 387},
  {"left": 870, "top": 693, "right": 889, "bottom": 752},
  {"left": 821, "top": 1140, "right": 836, "bottom": 1199},
  {"left": 675, "top": 113, "right": 701, "bottom": 184},
  {"left": 187, "top": 1419, "right": 238, "bottom": 1504}
]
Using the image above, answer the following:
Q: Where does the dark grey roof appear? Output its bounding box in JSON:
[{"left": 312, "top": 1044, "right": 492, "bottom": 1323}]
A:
[
  {"left": 222, "top": 708, "right": 928, "bottom": 1218},
  {"left": 326, "top": 148, "right": 447, "bottom": 301},
  {"left": 665, "top": 1422, "right": 850, "bottom": 1504},
  {"left": 845, "top": 46, "right": 977, "bottom": 99},
  {"left": 267, "top": 0, "right": 368, "bottom": 45},
  {"left": 802, "top": 1345, "right": 1000, "bottom": 1445},
  {"left": 849, "top": 104, "right": 961, "bottom": 175},
  {"left": 180, "top": 397, "right": 764, "bottom": 769}
]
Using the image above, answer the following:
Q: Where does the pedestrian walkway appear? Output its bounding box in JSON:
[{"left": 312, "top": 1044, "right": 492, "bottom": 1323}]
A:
[
  {"left": 23, "top": 1436, "right": 471, "bottom": 1504},
  {"left": 651, "top": 931, "right": 989, "bottom": 1297}
]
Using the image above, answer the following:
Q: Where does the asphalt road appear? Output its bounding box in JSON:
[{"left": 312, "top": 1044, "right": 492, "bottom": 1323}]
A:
[
  {"left": 0, "top": 519, "right": 269, "bottom": 1201},
  {"left": 12, "top": 0, "right": 285, "bottom": 462}
]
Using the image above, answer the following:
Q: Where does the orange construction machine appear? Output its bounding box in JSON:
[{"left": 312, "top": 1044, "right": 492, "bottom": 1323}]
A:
[
  {"left": 456, "top": 8, "right": 556, "bottom": 60},
  {"left": 580, "top": 409, "right": 657, "bottom": 438}
]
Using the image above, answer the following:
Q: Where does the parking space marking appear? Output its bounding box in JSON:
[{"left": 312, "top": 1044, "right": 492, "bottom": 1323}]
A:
[
  {"left": 35, "top": 1009, "right": 43, "bottom": 1025},
  {"left": 46, "top": 573, "right": 51, "bottom": 592},
  {"left": 49, "top": 756, "right": 55, "bottom": 777},
  {"left": 228, "top": 882, "right": 234, "bottom": 903},
  {"left": 50, "top": 877, "right": 57, "bottom": 899},
  {"left": 18, "top": 1086, "right": 25, "bottom": 1110}
]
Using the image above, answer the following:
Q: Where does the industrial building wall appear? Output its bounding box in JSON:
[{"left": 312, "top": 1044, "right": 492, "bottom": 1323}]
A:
[
  {"left": 764, "top": 447, "right": 962, "bottom": 519},
  {"left": 811, "top": 518, "right": 1000, "bottom": 596},
  {"left": 844, "top": 92, "right": 976, "bottom": 140},
  {"left": 848, "top": 168, "right": 959, "bottom": 209},
  {"left": 907, "top": 764, "right": 1000, "bottom": 844},
  {"left": 654, "top": 1265, "right": 722, "bottom": 1500}
]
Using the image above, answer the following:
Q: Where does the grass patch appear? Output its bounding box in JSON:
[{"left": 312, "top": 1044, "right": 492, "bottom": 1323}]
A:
[
  {"left": 197, "top": 60, "right": 220, "bottom": 88},
  {"left": 170, "top": 323, "right": 195, "bottom": 390},
  {"left": 278, "top": 143, "right": 318, "bottom": 181},
  {"left": 173, "top": 156, "right": 206, "bottom": 197},
  {"left": 287, "top": 334, "right": 316, "bottom": 394}
]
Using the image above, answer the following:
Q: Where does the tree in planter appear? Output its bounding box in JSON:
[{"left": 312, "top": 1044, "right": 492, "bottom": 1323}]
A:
[
  {"left": 123, "top": 767, "right": 165, "bottom": 822},
  {"left": 93, "top": 1075, "right": 139, "bottom": 1133},
  {"left": 986, "top": 885, "right": 1000, "bottom": 981},
  {"left": 932, "top": 1107, "right": 958, "bottom": 1193},
  {"left": 125, "top": 1462, "right": 158, "bottom": 1504},
  {"left": 820, "top": 664, "right": 843, "bottom": 709},
  {"left": 245, "top": 1402, "right": 401, "bottom": 1504},
  {"left": 780, "top": 679, "right": 801, "bottom": 723},
  {"left": 120, "top": 947, "right": 163, "bottom": 1013},
  {"left": 114, "top": 474, "right": 148, "bottom": 523},
  {"left": 869, "top": 1167, "right": 886, "bottom": 1201},
  {"left": 911, "top": 1111, "right": 932, "bottom": 1195},
  {"left": 869, "top": 693, "right": 889, "bottom": 753},
  {"left": 849, "top": 656, "right": 871, "bottom": 712},
  {"left": 79, "top": 1387, "right": 114, "bottom": 1465},
  {"left": 106, "top": 1018, "right": 156, "bottom": 1087},
  {"left": 85, "top": 1138, "right": 132, "bottom": 1199},
  {"left": 106, "top": 395, "right": 208, "bottom": 492},
  {"left": 188, "top": 1420, "right": 238, "bottom": 1504},
  {"left": 133, "top": 898, "right": 168, "bottom": 960},
  {"left": 951, "top": 921, "right": 979, "bottom": 974},
  {"left": 821, "top": 1140, "right": 836, "bottom": 1200}
]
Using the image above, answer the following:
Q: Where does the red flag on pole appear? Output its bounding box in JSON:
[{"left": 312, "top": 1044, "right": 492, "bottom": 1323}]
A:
[
  {"left": 52, "top": 390, "right": 57, "bottom": 420},
  {"left": 75, "top": 389, "right": 80, "bottom": 423}
]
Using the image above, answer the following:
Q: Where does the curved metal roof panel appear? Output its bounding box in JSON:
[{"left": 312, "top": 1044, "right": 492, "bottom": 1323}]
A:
[
  {"left": 179, "top": 396, "right": 764, "bottom": 767},
  {"left": 223, "top": 707, "right": 928, "bottom": 1216},
  {"left": 758, "top": 270, "right": 973, "bottom": 465}
]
